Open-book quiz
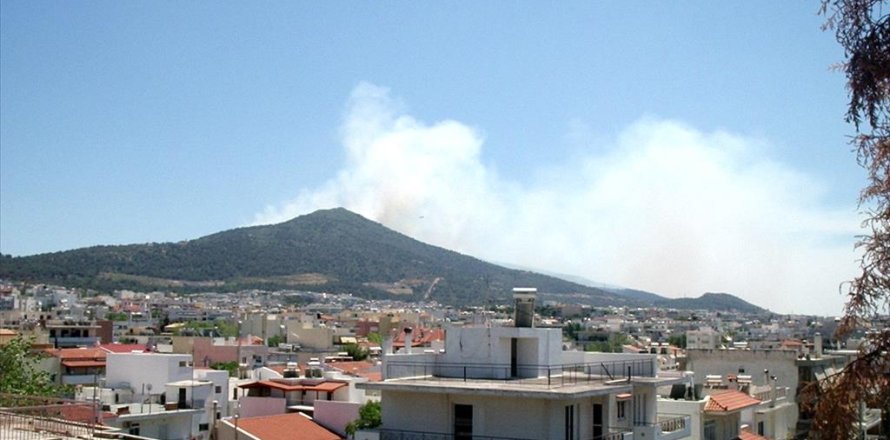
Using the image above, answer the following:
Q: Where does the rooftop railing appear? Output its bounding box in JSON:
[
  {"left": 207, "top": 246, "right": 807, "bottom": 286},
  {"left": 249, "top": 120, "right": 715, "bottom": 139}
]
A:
[
  {"left": 0, "top": 394, "right": 99, "bottom": 440},
  {"left": 384, "top": 359, "right": 654, "bottom": 389},
  {"left": 377, "top": 429, "right": 537, "bottom": 440}
]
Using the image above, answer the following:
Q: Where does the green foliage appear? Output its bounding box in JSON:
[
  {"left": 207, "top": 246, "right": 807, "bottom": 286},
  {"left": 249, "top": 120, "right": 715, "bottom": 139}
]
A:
[
  {"left": 345, "top": 343, "right": 369, "bottom": 361},
  {"left": 183, "top": 320, "right": 237, "bottom": 337},
  {"left": 562, "top": 322, "right": 583, "bottom": 341},
  {"left": 211, "top": 361, "right": 239, "bottom": 377},
  {"left": 104, "top": 311, "right": 129, "bottom": 321},
  {"left": 345, "top": 400, "right": 381, "bottom": 436},
  {"left": 366, "top": 332, "right": 382, "bottom": 345},
  {"left": 0, "top": 336, "right": 58, "bottom": 396},
  {"left": 667, "top": 334, "right": 687, "bottom": 349},
  {"left": 584, "top": 333, "right": 631, "bottom": 353},
  {"left": 267, "top": 334, "right": 284, "bottom": 347}
]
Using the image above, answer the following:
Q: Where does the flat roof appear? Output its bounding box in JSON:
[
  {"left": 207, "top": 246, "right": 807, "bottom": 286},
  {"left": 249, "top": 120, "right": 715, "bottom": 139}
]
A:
[{"left": 358, "top": 377, "right": 632, "bottom": 399}]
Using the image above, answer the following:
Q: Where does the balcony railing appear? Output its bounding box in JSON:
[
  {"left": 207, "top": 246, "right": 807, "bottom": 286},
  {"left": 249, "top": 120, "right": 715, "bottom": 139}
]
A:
[
  {"left": 377, "top": 429, "right": 537, "bottom": 440},
  {"left": 374, "top": 429, "right": 636, "bottom": 440},
  {"left": 0, "top": 394, "right": 100, "bottom": 440},
  {"left": 658, "top": 416, "right": 687, "bottom": 433},
  {"left": 384, "top": 359, "right": 655, "bottom": 389},
  {"left": 752, "top": 387, "right": 789, "bottom": 403}
]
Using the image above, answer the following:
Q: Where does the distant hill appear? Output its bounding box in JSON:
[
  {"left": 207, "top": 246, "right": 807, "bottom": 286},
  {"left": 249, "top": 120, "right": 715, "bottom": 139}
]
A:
[
  {"left": 0, "top": 208, "right": 632, "bottom": 306},
  {"left": 606, "top": 288, "right": 767, "bottom": 314},
  {"left": 0, "top": 208, "right": 770, "bottom": 313}
]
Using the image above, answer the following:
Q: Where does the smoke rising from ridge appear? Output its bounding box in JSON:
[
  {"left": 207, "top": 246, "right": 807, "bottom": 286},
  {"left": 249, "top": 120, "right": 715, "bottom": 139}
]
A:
[{"left": 254, "top": 82, "right": 859, "bottom": 315}]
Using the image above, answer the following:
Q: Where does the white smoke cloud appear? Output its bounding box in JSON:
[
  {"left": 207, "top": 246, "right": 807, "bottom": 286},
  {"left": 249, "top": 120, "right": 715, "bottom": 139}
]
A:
[{"left": 254, "top": 82, "right": 860, "bottom": 315}]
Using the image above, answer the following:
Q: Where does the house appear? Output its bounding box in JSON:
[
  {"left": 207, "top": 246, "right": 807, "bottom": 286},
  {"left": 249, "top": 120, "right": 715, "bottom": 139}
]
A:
[
  {"left": 41, "top": 347, "right": 106, "bottom": 386},
  {"left": 216, "top": 412, "right": 340, "bottom": 440},
  {"left": 659, "top": 389, "right": 763, "bottom": 440},
  {"left": 88, "top": 352, "right": 216, "bottom": 440},
  {"left": 356, "top": 288, "right": 692, "bottom": 440}
]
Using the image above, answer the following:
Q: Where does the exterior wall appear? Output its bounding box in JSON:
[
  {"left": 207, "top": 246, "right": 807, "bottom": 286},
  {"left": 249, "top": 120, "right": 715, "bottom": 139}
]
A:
[
  {"left": 314, "top": 400, "right": 360, "bottom": 437},
  {"left": 380, "top": 390, "right": 611, "bottom": 440},
  {"left": 194, "top": 369, "right": 230, "bottom": 417},
  {"left": 438, "top": 327, "right": 562, "bottom": 374},
  {"left": 237, "top": 396, "right": 285, "bottom": 418},
  {"left": 106, "top": 353, "right": 193, "bottom": 398},
  {"left": 750, "top": 402, "right": 796, "bottom": 440},
  {"left": 286, "top": 324, "right": 335, "bottom": 350},
  {"left": 686, "top": 349, "right": 799, "bottom": 392},
  {"left": 104, "top": 412, "right": 196, "bottom": 440},
  {"left": 658, "top": 399, "right": 705, "bottom": 440}
]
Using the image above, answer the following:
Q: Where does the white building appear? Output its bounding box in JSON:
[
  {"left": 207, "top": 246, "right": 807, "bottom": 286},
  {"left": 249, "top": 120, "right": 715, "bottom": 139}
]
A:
[
  {"left": 95, "top": 352, "right": 216, "bottom": 440},
  {"left": 357, "top": 289, "right": 693, "bottom": 440}
]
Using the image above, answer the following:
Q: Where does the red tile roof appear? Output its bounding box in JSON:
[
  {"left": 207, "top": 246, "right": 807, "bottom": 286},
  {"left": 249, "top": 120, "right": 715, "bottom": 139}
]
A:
[
  {"left": 736, "top": 428, "right": 770, "bottom": 440},
  {"left": 239, "top": 380, "right": 347, "bottom": 393},
  {"left": 62, "top": 360, "right": 106, "bottom": 368},
  {"left": 391, "top": 328, "right": 445, "bottom": 348},
  {"left": 44, "top": 348, "right": 107, "bottom": 360},
  {"left": 704, "top": 390, "right": 761, "bottom": 413},
  {"left": 235, "top": 412, "right": 340, "bottom": 440},
  {"left": 327, "top": 361, "right": 381, "bottom": 381}
]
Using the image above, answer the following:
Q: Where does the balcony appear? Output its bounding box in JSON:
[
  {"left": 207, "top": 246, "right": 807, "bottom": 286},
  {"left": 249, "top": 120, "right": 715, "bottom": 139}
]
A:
[
  {"left": 375, "top": 429, "right": 539, "bottom": 439},
  {"left": 384, "top": 359, "right": 656, "bottom": 389},
  {"left": 358, "top": 429, "right": 636, "bottom": 440},
  {"left": 633, "top": 415, "right": 691, "bottom": 440},
  {"left": 62, "top": 374, "right": 103, "bottom": 385}
]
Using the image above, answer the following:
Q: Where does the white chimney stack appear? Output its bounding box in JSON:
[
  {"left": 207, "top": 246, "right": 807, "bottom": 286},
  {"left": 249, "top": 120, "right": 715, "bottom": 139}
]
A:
[{"left": 513, "top": 288, "right": 537, "bottom": 328}]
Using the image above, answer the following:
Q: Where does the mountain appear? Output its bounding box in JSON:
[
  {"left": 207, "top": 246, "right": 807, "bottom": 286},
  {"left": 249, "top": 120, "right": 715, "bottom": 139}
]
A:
[
  {"left": 0, "top": 208, "right": 632, "bottom": 306},
  {"left": 606, "top": 288, "right": 767, "bottom": 314},
  {"left": 0, "top": 208, "right": 770, "bottom": 312}
]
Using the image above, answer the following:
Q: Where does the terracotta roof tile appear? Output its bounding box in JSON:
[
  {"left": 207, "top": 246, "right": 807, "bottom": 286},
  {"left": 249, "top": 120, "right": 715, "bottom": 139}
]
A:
[
  {"left": 737, "top": 428, "right": 770, "bottom": 440},
  {"left": 236, "top": 412, "right": 340, "bottom": 440},
  {"left": 704, "top": 390, "right": 761, "bottom": 413}
]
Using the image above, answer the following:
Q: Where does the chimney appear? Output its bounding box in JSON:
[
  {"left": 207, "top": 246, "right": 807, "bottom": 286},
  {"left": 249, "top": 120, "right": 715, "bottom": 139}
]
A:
[
  {"left": 403, "top": 327, "right": 413, "bottom": 354},
  {"left": 512, "top": 288, "right": 537, "bottom": 328},
  {"left": 814, "top": 332, "right": 823, "bottom": 358}
]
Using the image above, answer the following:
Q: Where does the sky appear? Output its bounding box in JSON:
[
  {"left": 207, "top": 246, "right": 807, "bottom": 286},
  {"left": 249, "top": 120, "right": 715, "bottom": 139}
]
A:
[{"left": 0, "top": 2, "right": 865, "bottom": 315}]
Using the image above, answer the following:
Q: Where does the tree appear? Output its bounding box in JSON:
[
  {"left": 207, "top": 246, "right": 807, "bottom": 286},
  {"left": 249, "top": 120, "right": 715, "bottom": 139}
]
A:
[
  {"left": 345, "top": 343, "right": 369, "bottom": 361},
  {"left": 345, "top": 400, "right": 382, "bottom": 437},
  {"left": 808, "top": 2, "right": 890, "bottom": 438},
  {"left": 0, "top": 335, "right": 58, "bottom": 396},
  {"left": 267, "top": 334, "right": 284, "bottom": 348}
]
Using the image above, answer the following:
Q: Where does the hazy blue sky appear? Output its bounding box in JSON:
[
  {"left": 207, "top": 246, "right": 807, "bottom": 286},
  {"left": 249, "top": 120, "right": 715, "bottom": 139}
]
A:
[{"left": 1, "top": 2, "right": 863, "bottom": 314}]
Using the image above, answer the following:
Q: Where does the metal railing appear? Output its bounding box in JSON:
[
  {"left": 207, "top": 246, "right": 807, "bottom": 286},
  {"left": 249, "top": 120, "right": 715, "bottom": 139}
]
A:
[
  {"left": 378, "top": 429, "right": 537, "bottom": 440},
  {"left": 376, "top": 429, "right": 636, "bottom": 440},
  {"left": 658, "top": 416, "right": 687, "bottom": 433},
  {"left": 385, "top": 359, "right": 654, "bottom": 389},
  {"left": 0, "top": 396, "right": 99, "bottom": 440}
]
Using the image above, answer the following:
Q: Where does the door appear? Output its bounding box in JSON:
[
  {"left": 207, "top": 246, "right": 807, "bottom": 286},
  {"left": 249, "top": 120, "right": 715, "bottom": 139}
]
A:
[
  {"left": 454, "top": 404, "right": 473, "bottom": 440},
  {"left": 510, "top": 338, "right": 518, "bottom": 377},
  {"left": 592, "top": 403, "right": 603, "bottom": 440},
  {"left": 178, "top": 388, "right": 187, "bottom": 408}
]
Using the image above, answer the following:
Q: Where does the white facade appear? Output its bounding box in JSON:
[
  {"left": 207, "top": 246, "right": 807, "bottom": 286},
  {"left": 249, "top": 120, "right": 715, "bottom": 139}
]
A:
[
  {"left": 361, "top": 324, "right": 692, "bottom": 440},
  {"left": 106, "top": 352, "right": 194, "bottom": 397}
]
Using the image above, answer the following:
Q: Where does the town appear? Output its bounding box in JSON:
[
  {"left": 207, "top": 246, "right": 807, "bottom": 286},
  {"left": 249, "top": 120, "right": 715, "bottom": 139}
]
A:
[{"left": 0, "top": 282, "right": 885, "bottom": 440}]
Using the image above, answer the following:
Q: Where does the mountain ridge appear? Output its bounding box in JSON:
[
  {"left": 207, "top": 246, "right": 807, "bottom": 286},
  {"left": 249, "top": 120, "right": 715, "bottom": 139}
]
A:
[{"left": 0, "top": 208, "right": 768, "bottom": 313}]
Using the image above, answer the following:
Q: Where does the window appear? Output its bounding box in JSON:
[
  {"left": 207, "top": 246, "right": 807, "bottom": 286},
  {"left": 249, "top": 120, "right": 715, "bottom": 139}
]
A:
[
  {"left": 704, "top": 420, "right": 716, "bottom": 440},
  {"left": 215, "top": 386, "right": 222, "bottom": 394},
  {"left": 199, "top": 423, "right": 209, "bottom": 432},
  {"left": 617, "top": 401, "right": 626, "bottom": 420},
  {"left": 179, "top": 361, "right": 186, "bottom": 367},
  {"left": 564, "top": 404, "right": 576, "bottom": 440},
  {"left": 758, "top": 421, "right": 765, "bottom": 436}
]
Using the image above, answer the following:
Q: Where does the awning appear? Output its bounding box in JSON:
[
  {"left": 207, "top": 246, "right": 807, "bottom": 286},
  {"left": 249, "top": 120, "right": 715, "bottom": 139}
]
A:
[
  {"left": 616, "top": 393, "right": 632, "bottom": 401},
  {"left": 62, "top": 360, "right": 106, "bottom": 368}
]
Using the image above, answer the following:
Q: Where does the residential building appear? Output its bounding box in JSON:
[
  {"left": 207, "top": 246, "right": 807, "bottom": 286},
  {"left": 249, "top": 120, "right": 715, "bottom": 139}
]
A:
[{"left": 357, "top": 289, "right": 692, "bottom": 440}]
